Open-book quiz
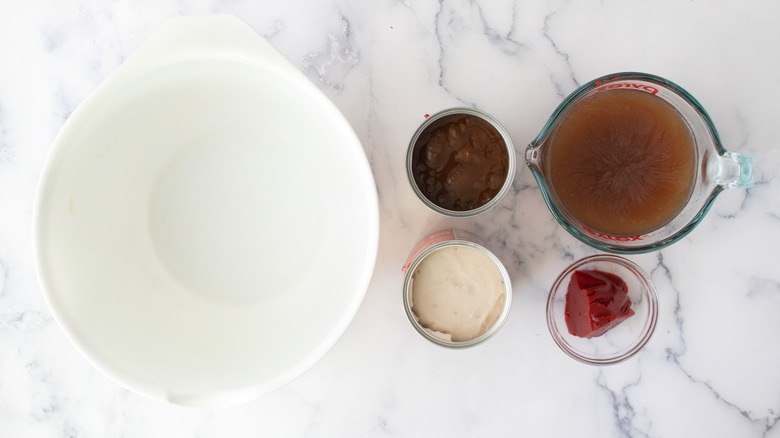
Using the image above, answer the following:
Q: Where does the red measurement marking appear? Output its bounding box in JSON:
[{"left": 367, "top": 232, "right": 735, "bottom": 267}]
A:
[{"left": 424, "top": 114, "right": 430, "bottom": 118}]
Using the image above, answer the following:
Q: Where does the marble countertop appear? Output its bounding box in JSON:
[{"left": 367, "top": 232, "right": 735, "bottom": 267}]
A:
[{"left": 2, "top": 0, "right": 779, "bottom": 436}]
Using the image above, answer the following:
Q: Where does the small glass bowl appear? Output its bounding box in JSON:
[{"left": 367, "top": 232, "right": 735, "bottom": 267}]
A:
[{"left": 546, "top": 254, "right": 659, "bottom": 365}]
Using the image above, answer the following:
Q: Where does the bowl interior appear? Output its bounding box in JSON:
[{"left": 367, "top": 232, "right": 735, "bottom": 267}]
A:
[
  {"left": 34, "top": 58, "right": 378, "bottom": 403},
  {"left": 546, "top": 255, "right": 658, "bottom": 365}
]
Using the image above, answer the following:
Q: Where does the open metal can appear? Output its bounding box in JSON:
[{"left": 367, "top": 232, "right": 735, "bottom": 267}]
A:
[
  {"left": 402, "top": 229, "right": 512, "bottom": 348},
  {"left": 407, "top": 108, "right": 516, "bottom": 217}
]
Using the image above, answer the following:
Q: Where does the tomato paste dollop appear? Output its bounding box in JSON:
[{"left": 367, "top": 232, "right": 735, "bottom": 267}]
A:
[{"left": 565, "top": 269, "right": 635, "bottom": 338}]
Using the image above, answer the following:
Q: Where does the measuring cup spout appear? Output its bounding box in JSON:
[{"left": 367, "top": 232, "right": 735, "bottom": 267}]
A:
[{"left": 525, "top": 142, "right": 543, "bottom": 169}]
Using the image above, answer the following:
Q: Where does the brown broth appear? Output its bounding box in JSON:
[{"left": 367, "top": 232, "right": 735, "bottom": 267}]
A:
[{"left": 545, "top": 89, "right": 696, "bottom": 237}]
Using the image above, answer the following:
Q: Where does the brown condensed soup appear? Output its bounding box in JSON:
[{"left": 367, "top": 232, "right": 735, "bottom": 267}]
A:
[{"left": 412, "top": 115, "right": 509, "bottom": 211}]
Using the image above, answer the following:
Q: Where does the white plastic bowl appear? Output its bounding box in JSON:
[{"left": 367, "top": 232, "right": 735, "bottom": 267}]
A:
[{"left": 33, "top": 15, "right": 379, "bottom": 407}]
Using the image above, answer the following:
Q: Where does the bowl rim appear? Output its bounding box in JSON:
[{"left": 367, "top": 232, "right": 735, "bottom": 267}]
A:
[{"left": 545, "top": 254, "right": 659, "bottom": 365}]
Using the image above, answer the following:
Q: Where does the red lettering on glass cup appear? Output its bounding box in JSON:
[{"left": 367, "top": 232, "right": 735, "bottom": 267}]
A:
[
  {"left": 582, "top": 226, "right": 644, "bottom": 242},
  {"left": 595, "top": 82, "right": 658, "bottom": 95},
  {"left": 594, "top": 76, "right": 621, "bottom": 86}
]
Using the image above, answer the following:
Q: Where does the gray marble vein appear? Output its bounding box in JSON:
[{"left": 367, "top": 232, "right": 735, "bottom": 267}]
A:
[{"left": 1, "top": 0, "right": 778, "bottom": 436}]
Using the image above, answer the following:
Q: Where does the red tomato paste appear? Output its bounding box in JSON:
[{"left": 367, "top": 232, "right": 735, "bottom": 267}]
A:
[{"left": 565, "top": 269, "right": 635, "bottom": 338}]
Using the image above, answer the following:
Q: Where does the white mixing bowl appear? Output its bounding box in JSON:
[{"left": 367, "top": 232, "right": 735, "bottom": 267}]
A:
[{"left": 33, "top": 15, "right": 379, "bottom": 407}]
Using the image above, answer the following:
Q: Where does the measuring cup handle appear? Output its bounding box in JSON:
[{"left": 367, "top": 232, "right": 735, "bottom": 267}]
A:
[{"left": 718, "top": 151, "right": 755, "bottom": 189}]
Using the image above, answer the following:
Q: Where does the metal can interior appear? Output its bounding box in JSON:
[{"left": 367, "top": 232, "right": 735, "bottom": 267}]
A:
[
  {"left": 406, "top": 108, "right": 516, "bottom": 217},
  {"left": 402, "top": 239, "right": 513, "bottom": 348}
]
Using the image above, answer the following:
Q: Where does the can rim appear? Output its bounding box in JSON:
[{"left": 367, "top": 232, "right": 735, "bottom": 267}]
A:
[
  {"left": 402, "top": 240, "right": 513, "bottom": 349},
  {"left": 406, "top": 107, "right": 516, "bottom": 217}
]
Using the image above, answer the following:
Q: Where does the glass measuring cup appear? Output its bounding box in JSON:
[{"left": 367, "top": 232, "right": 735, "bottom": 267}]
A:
[{"left": 525, "top": 72, "right": 754, "bottom": 254}]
